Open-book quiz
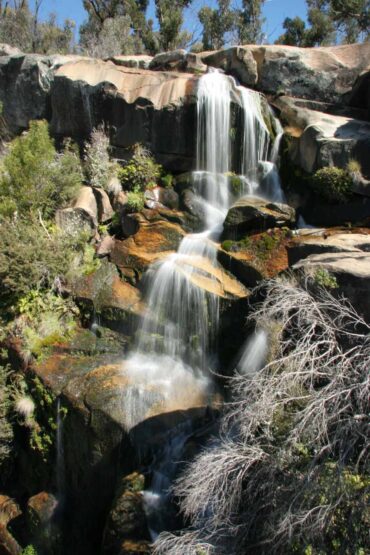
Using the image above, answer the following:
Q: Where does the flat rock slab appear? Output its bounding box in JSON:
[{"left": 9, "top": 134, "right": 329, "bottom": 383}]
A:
[
  {"left": 288, "top": 231, "right": 370, "bottom": 265},
  {"left": 293, "top": 250, "right": 370, "bottom": 322}
]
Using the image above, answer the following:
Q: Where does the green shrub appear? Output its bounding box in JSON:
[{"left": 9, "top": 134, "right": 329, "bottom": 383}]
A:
[
  {"left": 119, "top": 144, "right": 162, "bottom": 192},
  {"left": 313, "top": 268, "right": 338, "bottom": 289},
  {"left": 84, "top": 127, "right": 119, "bottom": 190},
  {"left": 347, "top": 159, "right": 361, "bottom": 175},
  {"left": 22, "top": 546, "right": 38, "bottom": 555},
  {"left": 160, "top": 173, "right": 174, "bottom": 188},
  {"left": 228, "top": 174, "right": 243, "bottom": 196},
  {"left": 311, "top": 166, "right": 353, "bottom": 203},
  {"left": 221, "top": 240, "right": 237, "bottom": 252},
  {"left": 0, "top": 216, "right": 86, "bottom": 312},
  {"left": 126, "top": 190, "right": 145, "bottom": 213},
  {"left": 0, "top": 121, "right": 82, "bottom": 219}
]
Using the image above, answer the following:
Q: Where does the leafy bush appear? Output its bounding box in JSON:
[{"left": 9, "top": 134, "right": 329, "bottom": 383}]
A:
[
  {"left": 161, "top": 173, "right": 174, "bottom": 189},
  {"left": 311, "top": 166, "right": 353, "bottom": 203},
  {"left": 347, "top": 159, "right": 361, "bottom": 175},
  {"left": 119, "top": 144, "right": 162, "bottom": 192},
  {"left": 21, "top": 546, "right": 38, "bottom": 555},
  {"left": 84, "top": 127, "right": 119, "bottom": 190},
  {"left": 0, "top": 121, "right": 82, "bottom": 219},
  {"left": 0, "top": 217, "right": 85, "bottom": 313},
  {"left": 126, "top": 189, "right": 145, "bottom": 213},
  {"left": 313, "top": 268, "right": 338, "bottom": 289}
]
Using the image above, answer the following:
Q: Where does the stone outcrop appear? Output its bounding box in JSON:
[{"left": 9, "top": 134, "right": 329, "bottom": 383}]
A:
[
  {"left": 50, "top": 59, "right": 198, "bottom": 171},
  {"left": 275, "top": 95, "right": 370, "bottom": 178},
  {"left": 222, "top": 197, "right": 295, "bottom": 239},
  {"left": 0, "top": 495, "right": 22, "bottom": 555},
  {"left": 202, "top": 43, "right": 370, "bottom": 104},
  {"left": 0, "top": 52, "right": 84, "bottom": 133}
]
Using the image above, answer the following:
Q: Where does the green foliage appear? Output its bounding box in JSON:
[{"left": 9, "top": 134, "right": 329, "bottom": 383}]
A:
[
  {"left": 347, "top": 158, "right": 361, "bottom": 174},
  {"left": 126, "top": 189, "right": 145, "bottom": 213},
  {"left": 0, "top": 218, "right": 76, "bottom": 312},
  {"left": 0, "top": 363, "right": 14, "bottom": 485},
  {"left": 311, "top": 166, "right": 353, "bottom": 203},
  {"left": 21, "top": 546, "right": 38, "bottom": 555},
  {"left": 313, "top": 268, "right": 338, "bottom": 289},
  {"left": 0, "top": 121, "right": 82, "bottom": 219},
  {"left": 160, "top": 173, "right": 174, "bottom": 189},
  {"left": 84, "top": 127, "right": 119, "bottom": 190},
  {"left": 199, "top": 0, "right": 234, "bottom": 50},
  {"left": 119, "top": 144, "right": 162, "bottom": 192}
]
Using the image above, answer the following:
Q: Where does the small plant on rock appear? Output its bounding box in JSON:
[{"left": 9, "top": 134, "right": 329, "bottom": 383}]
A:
[
  {"left": 84, "top": 127, "right": 119, "bottom": 190},
  {"left": 311, "top": 166, "right": 353, "bottom": 204},
  {"left": 126, "top": 189, "right": 145, "bottom": 213},
  {"left": 313, "top": 268, "right": 338, "bottom": 289},
  {"left": 119, "top": 144, "right": 162, "bottom": 192}
]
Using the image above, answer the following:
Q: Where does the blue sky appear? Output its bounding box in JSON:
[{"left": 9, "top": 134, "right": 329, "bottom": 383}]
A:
[{"left": 30, "top": 0, "right": 308, "bottom": 44}]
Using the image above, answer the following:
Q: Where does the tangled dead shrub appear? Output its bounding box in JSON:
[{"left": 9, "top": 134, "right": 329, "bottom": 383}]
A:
[{"left": 154, "top": 278, "right": 370, "bottom": 555}]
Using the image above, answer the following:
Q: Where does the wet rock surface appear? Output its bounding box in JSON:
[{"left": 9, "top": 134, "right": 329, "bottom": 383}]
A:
[{"left": 222, "top": 197, "right": 295, "bottom": 239}]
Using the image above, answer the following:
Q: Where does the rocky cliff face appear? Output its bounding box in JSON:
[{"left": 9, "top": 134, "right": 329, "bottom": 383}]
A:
[{"left": 0, "top": 42, "right": 369, "bottom": 555}]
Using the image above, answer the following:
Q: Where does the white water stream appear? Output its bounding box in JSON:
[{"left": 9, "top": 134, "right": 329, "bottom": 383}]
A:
[{"left": 122, "top": 70, "right": 284, "bottom": 536}]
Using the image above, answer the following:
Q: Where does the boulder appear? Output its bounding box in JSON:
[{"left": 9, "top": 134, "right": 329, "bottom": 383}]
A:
[
  {"left": 102, "top": 473, "right": 150, "bottom": 554},
  {"left": 27, "top": 492, "right": 61, "bottom": 553},
  {"left": 301, "top": 197, "right": 370, "bottom": 228},
  {"left": 222, "top": 197, "right": 295, "bottom": 239},
  {"left": 293, "top": 250, "right": 370, "bottom": 322},
  {"left": 346, "top": 69, "right": 370, "bottom": 120},
  {"left": 94, "top": 187, "right": 115, "bottom": 222},
  {"left": 203, "top": 46, "right": 258, "bottom": 88},
  {"left": 144, "top": 186, "right": 179, "bottom": 210},
  {"left": 72, "top": 261, "right": 144, "bottom": 330},
  {"left": 275, "top": 95, "right": 370, "bottom": 179},
  {"left": 72, "top": 186, "right": 99, "bottom": 225},
  {"left": 0, "top": 495, "right": 22, "bottom": 555},
  {"left": 150, "top": 50, "right": 207, "bottom": 73},
  {"left": 202, "top": 43, "right": 370, "bottom": 103},
  {"left": 97, "top": 235, "right": 116, "bottom": 257},
  {"left": 50, "top": 59, "right": 198, "bottom": 172},
  {"left": 55, "top": 207, "right": 96, "bottom": 235},
  {"left": 110, "top": 215, "right": 185, "bottom": 279}
]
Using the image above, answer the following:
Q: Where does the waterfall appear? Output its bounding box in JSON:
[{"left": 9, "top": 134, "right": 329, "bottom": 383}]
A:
[
  {"left": 236, "top": 329, "right": 268, "bottom": 376},
  {"left": 123, "top": 69, "right": 286, "bottom": 536}
]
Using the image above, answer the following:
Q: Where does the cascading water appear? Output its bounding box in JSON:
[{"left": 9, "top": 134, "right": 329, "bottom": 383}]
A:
[{"left": 123, "top": 69, "right": 286, "bottom": 536}]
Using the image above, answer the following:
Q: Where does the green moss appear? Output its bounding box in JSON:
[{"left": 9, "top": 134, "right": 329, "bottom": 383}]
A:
[
  {"left": 311, "top": 166, "right": 353, "bottom": 204},
  {"left": 313, "top": 268, "right": 338, "bottom": 289}
]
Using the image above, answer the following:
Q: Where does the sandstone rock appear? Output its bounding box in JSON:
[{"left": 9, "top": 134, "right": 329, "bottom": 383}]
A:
[
  {"left": 217, "top": 248, "right": 265, "bottom": 288},
  {"left": 222, "top": 197, "right": 295, "bottom": 239},
  {"left": 293, "top": 250, "right": 370, "bottom": 322},
  {"left": 0, "top": 495, "right": 21, "bottom": 555},
  {"left": 275, "top": 95, "right": 370, "bottom": 179},
  {"left": 50, "top": 59, "right": 198, "bottom": 172},
  {"left": 202, "top": 43, "right": 370, "bottom": 103},
  {"left": 72, "top": 186, "right": 99, "bottom": 226},
  {"left": 72, "top": 261, "right": 144, "bottom": 330},
  {"left": 111, "top": 215, "right": 185, "bottom": 279},
  {"left": 93, "top": 187, "right": 115, "bottom": 222},
  {"left": 288, "top": 231, "right": 370, "bottom": 266},
  {"left": 26, "top": 492, "right": 61, "bottom": 552}
]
